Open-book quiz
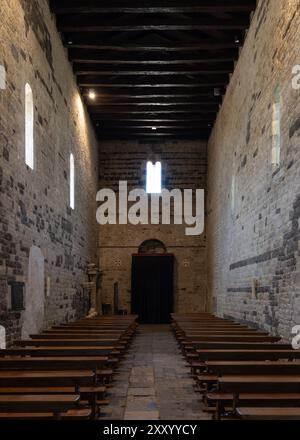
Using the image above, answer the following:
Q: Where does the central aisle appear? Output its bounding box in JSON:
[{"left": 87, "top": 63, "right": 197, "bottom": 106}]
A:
[{"left": 103, "top": 324, "right": 210, "bottom": 420}]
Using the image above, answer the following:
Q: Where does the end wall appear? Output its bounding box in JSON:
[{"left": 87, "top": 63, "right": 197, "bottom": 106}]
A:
[{"left": 98, "top": 140, "right": 207, "bottom": 314}]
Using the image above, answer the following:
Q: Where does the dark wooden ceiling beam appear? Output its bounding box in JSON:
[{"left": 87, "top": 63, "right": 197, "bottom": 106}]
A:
[
  {"left": 51, "top": 0, "right": 256, "bottom": 15},
  {"left": 64, "top": 42, "right": 241, "bottom": 51},
  {"left": 97, "top": 120, "right": 210, "bottom": 124},
  {"left": 98, "top": 131, "right": 211, "bottom": 137},
  {"left": 80, "top": 87, "right": 225, "bottom": 98},
  {"left": 82, "top": 93, "right": 221, "bottom": 101},
  {"left": 56, "top": 13, "right": 251, "bottom": 32},
  {"left": 91, "top": 114, "right": 214, "bottom": 120},
  {"left": 79, "top": 84, "right": 226, "bottom": 89},
  {"left": 51, "top": 1, "right": 255, "bottom": 140},
  {"left": 95, "top": 123, "right": 212, "bottom": 128},
  {"left": 97, "top": 133, "right": 211, "bottom": 140},
  {"left": 89, "top": 104, "right": 219, "bottom": 113},
  {"left": 74, "top": 62, "right": 234, "bottom": 75},
  {"left": 59, "top": 23, "right": 249, "bottom": 33},
  {"left": 68, "top": 48, "right": 239, "bottom": 62},
  {"left": 85, "top": 100, "right": 221, "bottom": 107},
  {"left": 63, "top": 30, "right": 243, "bottom": 49},
  {"left": 77, "top": 75, "right": 228, "bottom": 87},
  {"left": 76, "top": 70, "right": 231, "bottom": 76},
  {"left": 81, "top": 92, "right": 220, "bottom": 99}
]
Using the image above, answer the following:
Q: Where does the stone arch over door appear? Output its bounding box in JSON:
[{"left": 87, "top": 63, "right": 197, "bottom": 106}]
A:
[
  {"left": 22, "top": 246, "right": 45, "bottom": 339},
  {"left": 0, "top": 326, "right": 5, "bottom": 349},
  {"left": 138, "top": 239, "right": 167, "bottom": 254}
]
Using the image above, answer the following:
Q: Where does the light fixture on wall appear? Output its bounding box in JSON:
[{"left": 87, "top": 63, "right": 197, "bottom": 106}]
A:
[
  {"left": 88, "top": 90, "right": 96, "bottom": 100},
  {"left": 152, "top": 127, "right": 157, "bottom": 130}
]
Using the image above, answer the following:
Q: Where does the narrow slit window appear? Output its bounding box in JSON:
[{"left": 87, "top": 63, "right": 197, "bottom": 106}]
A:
[
  {"left": 146, "top": 161, "right": 161, "bottom": 194},
  {"left": 231, "top": 174, "right": 236, "bottom": 212},
  {"left": 70, "top": 153, "right": 75, "bottom": 209},
  {"left": 25, "top": 83, "right": 34, "bottom": 169},
  {"left": 272, "top": 85, "right": 281, "bottom": 167}
]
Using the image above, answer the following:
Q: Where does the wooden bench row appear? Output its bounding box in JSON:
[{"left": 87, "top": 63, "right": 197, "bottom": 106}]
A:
[
  {"left": 171, "top": 313, "right": 300, "bottom": 420},
  {"left": 0, "top": 314, "right": 138, "bottom": 419}
]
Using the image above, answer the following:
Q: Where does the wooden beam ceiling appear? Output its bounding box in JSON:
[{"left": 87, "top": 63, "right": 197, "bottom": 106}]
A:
[{"left": 50, "top": 0, "right": 256, "bottom": 140}]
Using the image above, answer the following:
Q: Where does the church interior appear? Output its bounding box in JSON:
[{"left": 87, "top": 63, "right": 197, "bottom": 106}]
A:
[{"left": 0, "top": 0, "right": 300, "bottom": 421}]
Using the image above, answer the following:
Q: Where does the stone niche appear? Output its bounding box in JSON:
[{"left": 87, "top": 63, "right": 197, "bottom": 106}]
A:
[
  {"left": 0, "top": 326, "right": 5, "bottom": 349},
  {"left": 21, "top": 246, "right": 45, "bottom": 339}
]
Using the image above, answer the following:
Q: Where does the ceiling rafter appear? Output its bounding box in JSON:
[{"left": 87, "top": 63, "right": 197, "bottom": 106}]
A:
[{"left": 51, "top": 1, "right": 256, "bottom": 140}]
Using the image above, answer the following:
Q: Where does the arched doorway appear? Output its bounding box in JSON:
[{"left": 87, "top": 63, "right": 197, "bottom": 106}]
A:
[{"left": 131, "top": 239, "right": 174, "bottom": 324}]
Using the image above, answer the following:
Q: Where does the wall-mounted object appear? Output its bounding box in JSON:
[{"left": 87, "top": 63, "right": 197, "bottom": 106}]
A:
[
  {"left": 46, "top": 276, "right": 51, "bottom": 297},
  {"left": 8, "top": 282, "right": 25, "bottom": 311},
  {"left": 113, "top": 258, "right": 122, "bottom": 268},
  {"left": 252, "top": 279, "right": 258, "bottom": 299},
  {"left": 182, "top": 259, "right": 190, "bottom": 268}
]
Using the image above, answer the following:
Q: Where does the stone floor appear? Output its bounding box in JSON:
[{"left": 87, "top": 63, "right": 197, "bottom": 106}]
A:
[{"left": 102, "top": 324, "right": 211, "bottom": 420}]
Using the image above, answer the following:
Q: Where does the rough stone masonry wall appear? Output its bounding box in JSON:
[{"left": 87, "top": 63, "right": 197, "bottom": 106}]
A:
[
  {"left": 98, "top": 140, "right": 207, "bottom": 314},
  {"left": 0, "top": 0, "right": 99, "bottom": 345},
  {"left": 207, "top": 0, "right": 300, "bottom": 341}
]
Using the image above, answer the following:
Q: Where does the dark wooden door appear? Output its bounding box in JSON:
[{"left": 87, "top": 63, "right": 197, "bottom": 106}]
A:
[{"left": 131, "top": 255, "right": 174, "bottom": 324}]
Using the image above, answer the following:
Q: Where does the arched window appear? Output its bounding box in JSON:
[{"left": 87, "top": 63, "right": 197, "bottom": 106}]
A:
[
  {"left": 70, "top": 153, "right": 75, "bottom": 209},
  {"left": 0, "top": 65, "right": 6, "bottom": 90},
  {"left": 25, "top": 83, "right": 34, "bottom": 169},
  {"left": 272, "top": 85, "right": 281, "bottom": 167},
  {"left": 146, "top": 161, "right": 161, "bottom": 194},
  {"left": 0, "top": 325, "right": 5, "bottom": 349}
]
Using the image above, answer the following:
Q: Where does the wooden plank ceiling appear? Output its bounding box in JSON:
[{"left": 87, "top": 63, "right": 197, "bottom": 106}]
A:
[{"left": 50, "top": 0, "right": 256, "bottom": 141}]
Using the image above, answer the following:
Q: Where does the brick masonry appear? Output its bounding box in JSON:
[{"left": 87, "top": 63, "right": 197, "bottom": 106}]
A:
[
  {"left": 207, "top": 0, "right": 300, "bottom": 340},
  {"left": 0, "top": 0, "right": 99, "bottom": 345},
  {"left": 98, "top": 140, "right": 207, "bottom": 314}
]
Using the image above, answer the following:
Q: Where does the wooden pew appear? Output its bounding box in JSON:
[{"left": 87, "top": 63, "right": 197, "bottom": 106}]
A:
[
  {"left": 183, "top": 335, "right": 281, "bottom": 342},
  {"left": 0, "top": 347, "right": 118, "bottom": 357},
  {"left": 218, "top": 376, "right": 300, "bottom": 414},
  {"left": 0, "top": 394, "right": 80, "bottom": 416},
  {"left": 0, "top": 370, "right": 95, "bottom": 388},
  {"left": 30, "top": 333, "right": 124, "bottom": 340},
  {"left": 0, "top": 408, "right": 92, "bottom": 420},
  {"left": 196, "top": 349, "right": 300, "bottom": 361},
  {"left": 236, "top": 407, "right": 300, "bottom": 420},
  {"left": 172, "top": 313, "right": 300, "bottom": 421},
  {"left": 0, "top": 357, "right": 108, "bottom": 372},
  {"left": 185, "top": 342, "right": 291, "bottom": 350},
  {"left": 0, "top": 315, "right": 138, "bottom": 419},
  {"left": 207, "top": 392, "right": 300, "bottom": 419},
  {"left": 14, "top": 339, "right": 121, "bottom": 347},
  {"left": 206, "top": 361, "right": 300, "bottom": 375}
]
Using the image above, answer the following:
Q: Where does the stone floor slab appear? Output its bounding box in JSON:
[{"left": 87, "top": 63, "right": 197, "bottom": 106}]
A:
[{"left": 102, "top": 325, "right": 210, "bottom": 420}]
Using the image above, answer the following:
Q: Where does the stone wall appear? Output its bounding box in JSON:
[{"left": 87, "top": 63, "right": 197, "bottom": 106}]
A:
[
  {"left": 207, "top": 0, "right": 300, "bottom": 340},
  {"left": 98, "top": 140, "right": 207, "bottom": 314},
  {"left": 0, "top": 0, "right": 99, "bottom": 345}
]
